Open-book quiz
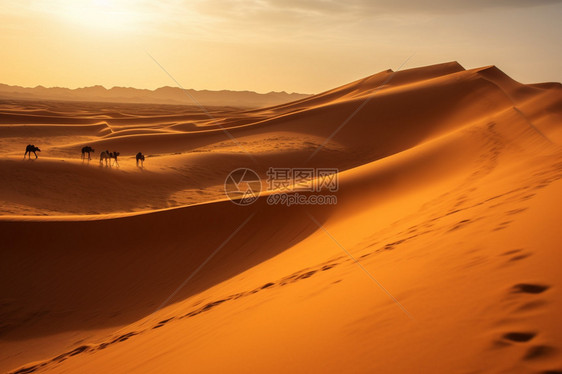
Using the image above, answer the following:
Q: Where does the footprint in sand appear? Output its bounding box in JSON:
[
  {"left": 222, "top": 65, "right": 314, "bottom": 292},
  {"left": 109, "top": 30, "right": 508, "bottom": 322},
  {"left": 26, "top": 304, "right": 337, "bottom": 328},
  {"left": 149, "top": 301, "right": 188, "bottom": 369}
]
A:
[
  {"left": 499, "top": 249, "right": 532, "bottom": 264},
  {"left": 524, "top": 345, "right": 557, "bottom": 360},
  {"left": 511, "top": 283, "right": 549, "bottom": 294},
  {"left": 502, "top": 331, "right": 536, "bottom": 342}
]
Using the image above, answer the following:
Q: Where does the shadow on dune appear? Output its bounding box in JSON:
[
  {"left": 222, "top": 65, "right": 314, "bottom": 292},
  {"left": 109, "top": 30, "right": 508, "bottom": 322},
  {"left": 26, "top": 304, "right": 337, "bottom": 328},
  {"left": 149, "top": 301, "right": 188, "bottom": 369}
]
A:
[{"left": 0, "top": 197, "right": 333, "bottom": 341}]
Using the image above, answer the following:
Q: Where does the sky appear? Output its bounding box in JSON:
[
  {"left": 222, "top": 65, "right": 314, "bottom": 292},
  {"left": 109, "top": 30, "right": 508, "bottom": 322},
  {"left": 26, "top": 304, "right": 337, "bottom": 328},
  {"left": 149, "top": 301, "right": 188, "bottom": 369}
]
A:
[{"left": 0, "top": 0, "right": 560, "bottom": 94}]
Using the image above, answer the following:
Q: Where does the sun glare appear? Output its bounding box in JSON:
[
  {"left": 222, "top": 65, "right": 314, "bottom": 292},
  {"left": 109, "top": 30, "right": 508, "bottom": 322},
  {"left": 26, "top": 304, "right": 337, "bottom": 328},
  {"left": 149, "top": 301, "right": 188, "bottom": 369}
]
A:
[{"left": 56, "top": 0, "right": 139, "bottom": 32}]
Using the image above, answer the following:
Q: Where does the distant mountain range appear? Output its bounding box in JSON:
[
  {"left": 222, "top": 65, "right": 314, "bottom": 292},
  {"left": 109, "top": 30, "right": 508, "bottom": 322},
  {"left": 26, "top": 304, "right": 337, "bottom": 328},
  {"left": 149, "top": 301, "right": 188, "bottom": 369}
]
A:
[{"left": 0, "top": 83, "right": 311, "bottom": 108}]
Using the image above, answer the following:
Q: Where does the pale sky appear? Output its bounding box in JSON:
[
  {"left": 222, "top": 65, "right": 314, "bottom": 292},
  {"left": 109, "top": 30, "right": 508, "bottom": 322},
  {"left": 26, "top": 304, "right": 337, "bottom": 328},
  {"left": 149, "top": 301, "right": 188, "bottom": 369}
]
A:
[{"left": 1, "top": 0, "right": 560, "bottom": 94}]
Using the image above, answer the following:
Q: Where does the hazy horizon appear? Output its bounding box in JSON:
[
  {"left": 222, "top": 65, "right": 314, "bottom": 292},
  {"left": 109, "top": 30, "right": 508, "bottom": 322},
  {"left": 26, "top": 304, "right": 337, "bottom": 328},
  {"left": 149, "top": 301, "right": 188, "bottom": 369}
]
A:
[
  {"left": 1, "top": 0, "right": 561, "bottom": 94},
  {"left": 0, "top": 81, "right": 310, "bottom": 95}
]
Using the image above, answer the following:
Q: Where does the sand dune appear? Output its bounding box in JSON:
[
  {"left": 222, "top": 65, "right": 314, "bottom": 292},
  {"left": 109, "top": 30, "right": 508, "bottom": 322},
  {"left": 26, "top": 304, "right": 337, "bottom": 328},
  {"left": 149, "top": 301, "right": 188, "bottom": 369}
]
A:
[{"left": 1, "top": 62, "right": 561, "bottom": 373}]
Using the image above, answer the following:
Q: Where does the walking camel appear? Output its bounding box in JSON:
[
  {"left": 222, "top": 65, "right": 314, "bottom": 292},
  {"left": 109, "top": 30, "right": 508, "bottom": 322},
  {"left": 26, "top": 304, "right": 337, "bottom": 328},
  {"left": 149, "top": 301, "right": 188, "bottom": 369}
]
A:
[
  {"left": 136, "top": 152, "right": 145, "bottom": 167},
  {"left": 81, "top": 146, "right": 95, "bottom": 160},
  {"left": 100, "top": 150, "right": 120, "bottom": 167},
  {"left": 24, "top": 145, "right": 41, "bottom": 159}
]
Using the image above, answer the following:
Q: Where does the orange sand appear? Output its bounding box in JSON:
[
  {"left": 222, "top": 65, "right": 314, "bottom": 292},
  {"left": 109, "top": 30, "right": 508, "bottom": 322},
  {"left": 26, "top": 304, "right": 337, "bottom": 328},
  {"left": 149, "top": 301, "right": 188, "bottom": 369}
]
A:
[{"left": 1, "top": 62, "right": 561, "bottom": 373}]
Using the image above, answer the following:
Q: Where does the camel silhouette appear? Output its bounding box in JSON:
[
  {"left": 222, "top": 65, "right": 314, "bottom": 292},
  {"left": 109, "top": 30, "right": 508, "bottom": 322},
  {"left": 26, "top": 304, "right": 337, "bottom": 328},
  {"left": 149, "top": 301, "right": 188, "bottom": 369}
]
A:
[
  {"left": 100, "top": 150, "right": 120, "bottom": 167},
  {"left": 24, "top": 144, "right": 41, "bottom": 159},
  {"left": 111, "top": 151, "right": 120, "bottom": 167},
  {"left": 81, "top": 146, "right": 95, "bottom": 160},
  {"left": 136, "top": 152, "right": 145, "bottom": 167}
]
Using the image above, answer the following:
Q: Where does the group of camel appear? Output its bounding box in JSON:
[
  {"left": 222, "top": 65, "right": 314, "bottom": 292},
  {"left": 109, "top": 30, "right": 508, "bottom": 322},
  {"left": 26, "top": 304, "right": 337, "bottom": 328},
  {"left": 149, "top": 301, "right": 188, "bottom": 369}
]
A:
[{"left": 24, "top": 144, "right": 145, "bottom": 167}]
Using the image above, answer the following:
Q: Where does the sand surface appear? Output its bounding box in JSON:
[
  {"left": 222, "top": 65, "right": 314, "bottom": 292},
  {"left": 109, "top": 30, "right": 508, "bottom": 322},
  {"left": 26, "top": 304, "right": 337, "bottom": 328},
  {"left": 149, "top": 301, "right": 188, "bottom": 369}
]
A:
[{"left": 1, "top": 61, "right": 561, "bottom": 373}]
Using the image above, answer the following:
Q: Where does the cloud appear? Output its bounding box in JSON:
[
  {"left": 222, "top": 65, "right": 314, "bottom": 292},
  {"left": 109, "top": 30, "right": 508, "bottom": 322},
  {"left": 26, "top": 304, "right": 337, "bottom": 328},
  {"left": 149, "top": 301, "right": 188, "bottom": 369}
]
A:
[
  {"left": 263, "top": 0, "right": 562, "bottom": 15},
  {"left": 192, "top": 0, "right": 562, "bottom": 20}
]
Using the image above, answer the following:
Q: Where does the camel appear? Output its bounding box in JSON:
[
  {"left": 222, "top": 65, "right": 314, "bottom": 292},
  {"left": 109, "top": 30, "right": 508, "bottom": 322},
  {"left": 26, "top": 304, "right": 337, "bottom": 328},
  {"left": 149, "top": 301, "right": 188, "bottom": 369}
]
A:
[
  {"left": 136, "top": 152, "right": 145, "bottom": 167},
  {"left": 100, "top": 150, "right": 120, "bottom": 167},
  {"left": 81, "top": 146, "right": 95, "bottom": 160},
  {"left": 111, "top": 151, "right": 120, "bottom": 167},
  {"left": 24, "top": 144, "right": 41, "bottom": 159},
  {"left": 99, "top": 150, "right": 111, "bottom": 166}
]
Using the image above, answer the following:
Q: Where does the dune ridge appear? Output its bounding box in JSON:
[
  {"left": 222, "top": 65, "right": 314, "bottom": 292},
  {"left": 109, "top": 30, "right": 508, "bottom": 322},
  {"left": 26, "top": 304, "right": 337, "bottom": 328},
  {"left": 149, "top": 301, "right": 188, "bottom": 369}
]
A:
[{"left": 1, "top": 61, "right": 561, "bottom": 373}]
